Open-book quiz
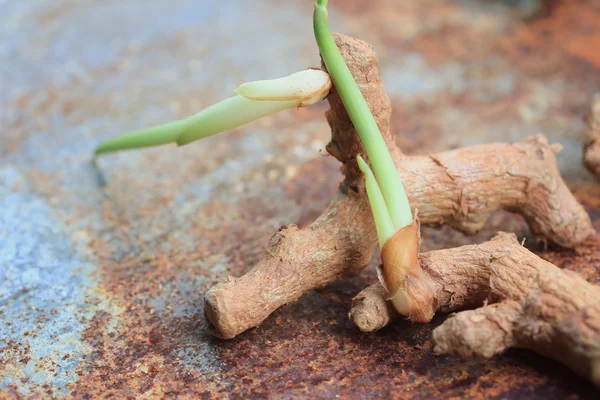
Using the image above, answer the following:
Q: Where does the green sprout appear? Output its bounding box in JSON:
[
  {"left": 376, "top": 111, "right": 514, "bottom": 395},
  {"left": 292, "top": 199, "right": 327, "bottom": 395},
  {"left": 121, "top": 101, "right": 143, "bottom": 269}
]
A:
[
  {"left": 357, "top": 155, "right": 395, "bottom": 246},
  {"left": 315, "top": 0, "right": 427, "bottom": 319},
  {"left": 94, "top": 69, "right": 331, "bottom": 155},
  {"left": 313, "top": 0, "right": 413, "bottom": 242}
]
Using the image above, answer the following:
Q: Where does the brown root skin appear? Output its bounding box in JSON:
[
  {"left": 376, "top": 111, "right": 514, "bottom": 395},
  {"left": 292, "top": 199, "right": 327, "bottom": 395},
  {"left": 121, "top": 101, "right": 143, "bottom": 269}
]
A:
[
  {"left": 351, "top": 234, "right": 514, "bottom": 332},
  {"left": 583, "top": 94, "right": 600, "bottom": 177},
  {"left": 204, "top": 190, "right": 374, "bottom": 339},
  {"left": 348, "top": 283, "right": 397, "bottom": 333},
  {"left": 203, "top": 34, "right": 593, "bottom": 340},
  {"left": 432, "top": 234, "right": 600, "bottom": 387},
  {"left": 350, "top": 233, "right": 600, "bottom": 387}
]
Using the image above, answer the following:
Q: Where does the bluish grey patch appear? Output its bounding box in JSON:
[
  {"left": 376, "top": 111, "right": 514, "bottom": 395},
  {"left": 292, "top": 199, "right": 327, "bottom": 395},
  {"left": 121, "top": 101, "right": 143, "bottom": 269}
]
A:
[
  {"left": 0, "top": 190, "right": 97, "bottom": 396},
  {"left": 170, "top": 127, "right": 277, "bottom": 210},
  {"left": 0, "top": 0, "right": 217, "bottom": 94},
  {"left": 147, "top": 254, "right": 228, "bottom": 317},
  {"left": 382, "top": 53, "right": 466, "bottom": 101},
  {"left": 0, "top": 166, "right": 29, "bottom": 196},
  {"left": 147, "top": 275, "right": 205, "bottom": 318},
  {"left": 453, "top": 0, "right": 543, "bottom": 24},
  {"left": 44, "top": 1, "right": 216, "bottom": 76},
  {"left": 171, "top": 341, "right": 224, "bottom": 373}
]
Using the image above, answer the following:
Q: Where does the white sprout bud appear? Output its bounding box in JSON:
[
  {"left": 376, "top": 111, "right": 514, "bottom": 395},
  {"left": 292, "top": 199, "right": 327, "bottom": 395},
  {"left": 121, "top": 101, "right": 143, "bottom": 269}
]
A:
[{"left": 236, "top": 69, "right": 332, "bottom": 106}]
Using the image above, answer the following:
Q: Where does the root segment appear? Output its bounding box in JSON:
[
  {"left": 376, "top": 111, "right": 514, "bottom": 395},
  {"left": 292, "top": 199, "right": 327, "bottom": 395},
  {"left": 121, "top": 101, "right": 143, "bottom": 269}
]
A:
[{"left": 350, "top": 233, "right": 600, "bottom": 386}]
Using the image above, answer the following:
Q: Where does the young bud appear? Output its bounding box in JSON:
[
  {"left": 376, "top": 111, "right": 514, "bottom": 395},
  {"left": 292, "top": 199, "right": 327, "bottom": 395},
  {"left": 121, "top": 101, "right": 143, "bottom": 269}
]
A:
[
  {"left": 378, "top": 217, "right": 436, "bottom": 322},
  {"left": 235, "top": 68, "right": 331, "bottom": 106}
]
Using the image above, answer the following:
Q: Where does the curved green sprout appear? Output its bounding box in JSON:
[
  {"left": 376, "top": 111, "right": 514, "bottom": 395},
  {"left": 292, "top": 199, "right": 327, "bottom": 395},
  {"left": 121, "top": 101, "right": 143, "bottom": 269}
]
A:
[
  {"left": 94, "top": 97, "right": 294, "bottom": 155},
  {"left": 94, "top": 69, "right": 331, "bottom": 155},
  {"left": 314, "top": 0, "right": 412, "bottom": 235},
  {"left": 357, "top": 155, "right": 395, "bottom": 247},
  {"left": 175, "top": 96, "right": 297, "bottom": 147}
]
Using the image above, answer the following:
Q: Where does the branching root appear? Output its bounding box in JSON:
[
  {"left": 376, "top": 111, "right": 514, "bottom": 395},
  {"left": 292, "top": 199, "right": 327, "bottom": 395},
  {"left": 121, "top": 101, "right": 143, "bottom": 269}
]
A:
[
  {"left": 203, "top": 34, "right": 593, "bottom": 340},
  {"left": 350, "top": 233, "right": 600, "bottom": 386}
]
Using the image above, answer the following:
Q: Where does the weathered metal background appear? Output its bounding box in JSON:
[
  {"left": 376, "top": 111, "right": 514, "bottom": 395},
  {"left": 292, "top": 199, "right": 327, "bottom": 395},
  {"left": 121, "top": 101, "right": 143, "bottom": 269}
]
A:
[{"left": 2, "top": 0, "right": 600, "bottom": 398}]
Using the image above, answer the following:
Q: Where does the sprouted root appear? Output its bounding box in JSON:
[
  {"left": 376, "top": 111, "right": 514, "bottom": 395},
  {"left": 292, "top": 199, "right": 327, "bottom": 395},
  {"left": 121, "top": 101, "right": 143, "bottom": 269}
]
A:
[
  {"left": 350, "top": 233, "right": 600, "bottom": 386},
  {"left": 203, "top": 32, "right": 597, "bottom": 387},
  {"left": 92, "top": 0, "right": 598, "bottom": 387}
]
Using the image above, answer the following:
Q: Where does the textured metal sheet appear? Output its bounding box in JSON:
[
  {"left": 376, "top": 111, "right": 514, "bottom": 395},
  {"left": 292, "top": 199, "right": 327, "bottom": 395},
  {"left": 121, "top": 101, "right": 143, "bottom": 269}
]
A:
[{"left": 1, "top": 0, "right": 600, "bottom": 398}]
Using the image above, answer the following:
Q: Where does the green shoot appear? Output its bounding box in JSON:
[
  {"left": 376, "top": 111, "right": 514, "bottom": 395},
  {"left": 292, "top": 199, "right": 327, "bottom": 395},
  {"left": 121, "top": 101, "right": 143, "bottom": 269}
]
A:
[
  {"left": 313, "top": 0, "right": 412, "bottom": 230},
  {"left": 357, "top": 155, "right": 395, "bottom": 247},
  {"left": 95, "top": 96, "right": 295, "bottom": 155},
  {"left": 94, "top": 119, "right": 187, "bottom": 155},
  {"left": 94, "top": 69, "right": 332, "bottom": 155},
  {"left": 175, "top": 96, "right": 297, "bottom": 146}
]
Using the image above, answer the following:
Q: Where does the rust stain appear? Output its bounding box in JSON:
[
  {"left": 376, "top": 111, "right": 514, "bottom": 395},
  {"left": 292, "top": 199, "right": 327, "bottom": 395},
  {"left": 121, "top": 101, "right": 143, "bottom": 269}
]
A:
[
  {"left": 5, "top": 0, "right": 600, "bottom": 397},
  {"left": 506, "top": 1, "right": 600, "bottom": 70},
  {"left": 283, "top": 155, "right": 340, "bottom": 227}
]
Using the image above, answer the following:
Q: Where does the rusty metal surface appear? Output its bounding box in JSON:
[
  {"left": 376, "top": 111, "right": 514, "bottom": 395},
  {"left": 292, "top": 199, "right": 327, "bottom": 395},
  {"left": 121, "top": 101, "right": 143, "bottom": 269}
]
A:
[{"left": 1, "top": 0, "right": 600, "bottom": 398}]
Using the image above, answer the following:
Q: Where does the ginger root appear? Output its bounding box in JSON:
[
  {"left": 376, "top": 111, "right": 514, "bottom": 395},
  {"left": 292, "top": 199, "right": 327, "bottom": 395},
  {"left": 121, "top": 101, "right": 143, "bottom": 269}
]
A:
[
  {"left": 350, "top": 233, "right": 600, "bottom": 387},
  {"left": 350, "top": 235, "right": 509, "bottom": 333},
  {"left": 432, "top": 233, "right": 600, "bottom": 387},
  {"left": 350, "top": 234, "right": 600, "bottom": 387},
  {"left": 204, "top": 34, "right": 593, "bottom": 339},
  {"left": 583, "top": 94, "right": 600, "bottom": 177}
]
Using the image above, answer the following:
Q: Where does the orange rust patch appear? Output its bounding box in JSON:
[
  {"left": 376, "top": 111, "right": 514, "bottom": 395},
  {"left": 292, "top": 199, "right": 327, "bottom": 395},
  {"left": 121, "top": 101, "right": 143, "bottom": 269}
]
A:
[{"left": 7, "top": 0, "right": 600, "bottom": 397}]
